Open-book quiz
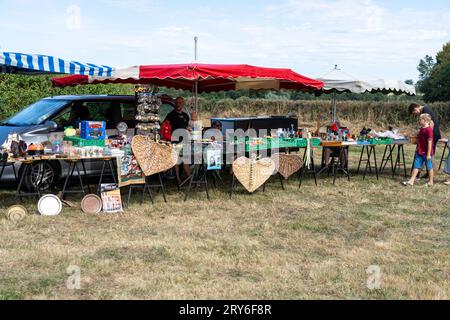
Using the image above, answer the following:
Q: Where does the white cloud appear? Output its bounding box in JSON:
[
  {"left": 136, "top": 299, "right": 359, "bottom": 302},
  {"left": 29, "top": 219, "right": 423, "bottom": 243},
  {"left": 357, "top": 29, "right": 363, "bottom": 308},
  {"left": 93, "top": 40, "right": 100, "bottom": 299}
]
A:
[{"left": 257, "top": 0, "right": 450, "bottom": 80}]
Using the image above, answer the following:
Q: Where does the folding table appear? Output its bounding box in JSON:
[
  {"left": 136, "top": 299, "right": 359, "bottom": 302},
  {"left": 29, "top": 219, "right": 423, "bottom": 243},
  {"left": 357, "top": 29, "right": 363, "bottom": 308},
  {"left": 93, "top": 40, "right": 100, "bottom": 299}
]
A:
[{"left": 379, "top": 140, "right": 409, "bottom": 178}]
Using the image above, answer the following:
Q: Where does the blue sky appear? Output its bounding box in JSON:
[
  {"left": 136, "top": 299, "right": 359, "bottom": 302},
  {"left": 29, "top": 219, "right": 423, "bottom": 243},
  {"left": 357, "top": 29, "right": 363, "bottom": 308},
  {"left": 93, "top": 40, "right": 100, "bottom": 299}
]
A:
[{"left": 0, "top": 0, "right": 449, "bottom": 81}]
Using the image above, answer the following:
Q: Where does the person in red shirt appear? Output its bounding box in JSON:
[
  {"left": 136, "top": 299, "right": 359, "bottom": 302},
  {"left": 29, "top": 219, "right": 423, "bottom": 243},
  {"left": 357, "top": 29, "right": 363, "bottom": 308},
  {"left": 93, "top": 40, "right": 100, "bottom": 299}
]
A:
[{"left": 403, "top": 113, "right": 435, "bottom": 187}]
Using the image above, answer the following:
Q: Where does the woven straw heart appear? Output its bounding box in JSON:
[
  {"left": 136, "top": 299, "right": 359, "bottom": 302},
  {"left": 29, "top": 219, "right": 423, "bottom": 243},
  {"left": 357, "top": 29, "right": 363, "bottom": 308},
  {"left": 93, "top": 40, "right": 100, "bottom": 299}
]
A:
[
  {"left": 273, "top": 153, "right": 303, "bottom": 180},
  {"left": 132, "top": 135, "right": 178, "bottom": 177},
  {"left": 233, "top": 157, "right": 276, "bottom": 193}
]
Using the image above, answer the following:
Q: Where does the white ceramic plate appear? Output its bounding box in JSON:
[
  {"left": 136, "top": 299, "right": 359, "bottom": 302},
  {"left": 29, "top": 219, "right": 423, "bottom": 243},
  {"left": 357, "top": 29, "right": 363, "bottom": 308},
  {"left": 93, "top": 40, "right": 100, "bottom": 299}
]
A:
[{"left": 38, "top": 195, "right": 62, "bottom": 216}]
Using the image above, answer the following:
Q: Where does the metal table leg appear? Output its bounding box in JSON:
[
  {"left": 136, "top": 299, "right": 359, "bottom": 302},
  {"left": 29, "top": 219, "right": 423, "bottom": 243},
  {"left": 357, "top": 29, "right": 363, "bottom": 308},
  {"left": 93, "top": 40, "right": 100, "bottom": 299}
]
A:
[
  {"left": 379, "top": 145, "right": 395, "bottom": 174},
  {"left": 401, "top": 145, "right": 407, "bottom": 178},
  {"left": 97, "top": 159, "right": 108, "bottom": 195},
  {"left": 158, "top": 173, "right": 167, "bottom": 203},
  {"left": 15, "top": 163, "right": 29, "bottom": 201},
  {"left": 109, "top": 159, "right": 117, "bottom": 184},
  {"left": 80, "top": 159, "right": 91, "bottom": 194},
  {"left": 363, "top": 145, "right": 379, "bottom": 180},
  {"left": 373, "top": 145, "right": 379, "bottom": 180},
  {"left": 141, "top": 177, "right": 154, "bottom": 205},
  {"left": 60, "top": 160, "right": 86, "bottom": 200},
  {"left": 393, "top": 144, "right": 408, "bottom": 179},
  {"left": 356, "top": 145, "right": 366, "bottom": 175},
  {"left": 15, "top": 162, "right": 43, "bottom": 200},
  {"left": 230, "top": 171, "right": 237, "bottom": 199},
  {"left": 145, "top": 173, "right": 168, "bottom": 203},
  {"left": 439, "top": 143, "right": 448, "bottom": 171},
  {"left": 184, "top": 164, "right": 200, "bottom": 202},
  {"left": 299, "top": 148, "right": 317, "bottom": 187}
]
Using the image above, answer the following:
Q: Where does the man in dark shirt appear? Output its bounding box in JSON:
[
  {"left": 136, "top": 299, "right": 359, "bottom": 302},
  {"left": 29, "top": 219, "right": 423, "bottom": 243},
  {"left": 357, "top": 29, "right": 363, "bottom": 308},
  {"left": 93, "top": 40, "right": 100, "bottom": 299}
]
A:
[
  {"left": 165, "top": 97, "right": 191, "bottom": 185},
  {"left": 409, "top": 103, "right": 441, "bottom": 178},
  {"left": 166, "top": 97, "right": 190, "bottom": 132}
]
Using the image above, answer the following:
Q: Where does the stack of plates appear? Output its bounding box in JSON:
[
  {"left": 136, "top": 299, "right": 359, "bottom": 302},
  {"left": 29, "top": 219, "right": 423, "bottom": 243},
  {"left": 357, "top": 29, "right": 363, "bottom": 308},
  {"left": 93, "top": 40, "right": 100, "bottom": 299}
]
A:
[{"left": 38, "top": 195, "right": 62, "bottom": 216}]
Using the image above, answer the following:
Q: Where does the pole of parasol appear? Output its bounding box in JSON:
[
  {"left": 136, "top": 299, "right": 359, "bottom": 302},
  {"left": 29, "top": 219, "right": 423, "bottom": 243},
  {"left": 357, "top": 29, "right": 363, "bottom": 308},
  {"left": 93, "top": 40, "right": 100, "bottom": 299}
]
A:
[
  {"left": 333, "top": 91, "right": 337, "bottom": 123},
  {"left": 332, "top": 64, "right": 338, "bottom": 123},
  {"left": 194, "top": 36, "right": 199, "bottom": 115}
]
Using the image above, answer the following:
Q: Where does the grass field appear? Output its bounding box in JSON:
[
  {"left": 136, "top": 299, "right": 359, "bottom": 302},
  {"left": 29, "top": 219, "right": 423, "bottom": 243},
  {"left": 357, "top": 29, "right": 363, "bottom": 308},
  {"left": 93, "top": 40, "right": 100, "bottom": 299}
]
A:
[{"left": 0, "top": 143, "right": 449, "bottom": 300}]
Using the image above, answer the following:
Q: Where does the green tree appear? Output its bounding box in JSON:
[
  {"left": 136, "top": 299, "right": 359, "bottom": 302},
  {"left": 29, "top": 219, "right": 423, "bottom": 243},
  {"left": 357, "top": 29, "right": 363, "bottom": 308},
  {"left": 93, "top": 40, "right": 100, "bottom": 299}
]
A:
[
  {"left": 423, "top": 58, "right": 450, "bottom": 102},
  {"left": 435, "top": 42, "right": 450, "bottom": 64},
  {"left": 416, "top": 42, "right": 450, "bottom": 102},
  {"left": 417, "top": 55, "right": 435, "bottom": 80}
]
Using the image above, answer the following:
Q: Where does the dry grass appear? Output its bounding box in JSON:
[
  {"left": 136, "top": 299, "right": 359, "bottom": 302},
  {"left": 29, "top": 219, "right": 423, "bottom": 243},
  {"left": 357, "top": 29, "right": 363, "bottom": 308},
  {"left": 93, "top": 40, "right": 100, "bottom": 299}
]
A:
[{"left": 0, "top": 143, "right": 449, "bottom": 300}]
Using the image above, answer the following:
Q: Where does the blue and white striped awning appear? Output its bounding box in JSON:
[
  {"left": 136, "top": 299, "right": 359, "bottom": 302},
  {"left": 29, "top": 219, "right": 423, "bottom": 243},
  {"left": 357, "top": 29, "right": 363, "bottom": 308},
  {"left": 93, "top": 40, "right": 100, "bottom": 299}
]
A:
[{"left": 0, "top": 52, "right": 114, "bottom": 76}]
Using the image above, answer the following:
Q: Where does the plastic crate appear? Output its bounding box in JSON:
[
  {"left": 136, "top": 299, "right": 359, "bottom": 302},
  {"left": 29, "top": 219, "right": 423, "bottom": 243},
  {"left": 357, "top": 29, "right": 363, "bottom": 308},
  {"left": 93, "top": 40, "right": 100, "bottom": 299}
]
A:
[{"left": 64, "top": 136, "right": 106, "bottom": 147}]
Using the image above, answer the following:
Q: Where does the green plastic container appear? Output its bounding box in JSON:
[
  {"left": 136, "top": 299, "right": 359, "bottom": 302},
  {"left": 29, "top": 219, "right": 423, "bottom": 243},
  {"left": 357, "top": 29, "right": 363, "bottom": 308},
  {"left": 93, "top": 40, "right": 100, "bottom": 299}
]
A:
[
  {"left": 357, "top": 137, "right": 393, "bottom": 145},
  {"left": 297, "top": 138, "right": 321, "bottom": 147},
  {"left": 64, "top": 136, "right": 106, "bottom": 147},
  {"left": 375, "top": 138, "right": 393, "bottom": 145},
  {"left": 272, "top": 138, "right": 298, "bottom": 149}
]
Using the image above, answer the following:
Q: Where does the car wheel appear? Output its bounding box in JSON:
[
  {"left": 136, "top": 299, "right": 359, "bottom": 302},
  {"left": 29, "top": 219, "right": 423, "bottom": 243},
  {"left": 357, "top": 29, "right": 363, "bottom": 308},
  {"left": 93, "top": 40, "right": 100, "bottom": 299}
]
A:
[{"left": 20, "top": 161, "right": 60, "bottom": 192}]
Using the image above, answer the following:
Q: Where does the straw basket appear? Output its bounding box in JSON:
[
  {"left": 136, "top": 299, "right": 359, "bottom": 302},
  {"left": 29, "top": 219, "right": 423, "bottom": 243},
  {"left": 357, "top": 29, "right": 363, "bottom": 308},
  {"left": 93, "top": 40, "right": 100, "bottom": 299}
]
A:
[
  {"left": 273, "top": 153, "right": 303, "bottom": 180},
  {"left": 409, "top": 135, "right": 418, "bottom": 145},
  {"left": 233, "top": 157, "right": 275, "bottom": 193},
  {"left": 6, "top": 205, "right": 28, "bottom": 222},
  {"left": 132, "top": 135, "right": 178, "bottom": 177}
]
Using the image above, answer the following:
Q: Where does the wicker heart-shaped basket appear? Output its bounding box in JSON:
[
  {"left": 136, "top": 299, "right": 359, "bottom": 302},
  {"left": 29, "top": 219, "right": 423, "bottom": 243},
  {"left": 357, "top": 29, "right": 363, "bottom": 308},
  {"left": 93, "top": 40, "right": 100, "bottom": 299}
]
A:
[
  {"left": 272, "top": 153, "right": 303, "bottom": 180},
  {"left": 233, "top": 157, "right": 276, "bottom": 193},
  {"left": 132, "top": 135, "right": 178, "bottom": 177}
]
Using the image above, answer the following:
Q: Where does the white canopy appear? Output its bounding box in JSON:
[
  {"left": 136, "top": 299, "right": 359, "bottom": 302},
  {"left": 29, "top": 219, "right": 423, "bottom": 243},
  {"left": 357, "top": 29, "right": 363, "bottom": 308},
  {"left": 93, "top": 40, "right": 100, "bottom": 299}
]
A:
[
  {"left": 318, "top": 68, "right": 373, "bottom": 94},
  {"left": 365, "top": 78, "right": 416, "bottom": 95},
  {"left": 317, "top": 67, "right": 416, "bottom": 95},
  {"left": 316, "top": 66, "right": 415, "bottom": 122}
]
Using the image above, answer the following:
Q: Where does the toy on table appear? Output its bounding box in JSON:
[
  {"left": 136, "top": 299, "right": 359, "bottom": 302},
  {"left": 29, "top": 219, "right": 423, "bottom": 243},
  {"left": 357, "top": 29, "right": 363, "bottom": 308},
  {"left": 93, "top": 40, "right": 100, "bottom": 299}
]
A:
[
  {"left": 326, "top": 122, "right": 351, "bottom": 141},
  {"left": 64, "top": 127, "right": 77, "bottom": 137},
  {"left": 81, "top": 121, "right": 106, "bottom": 140}
]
